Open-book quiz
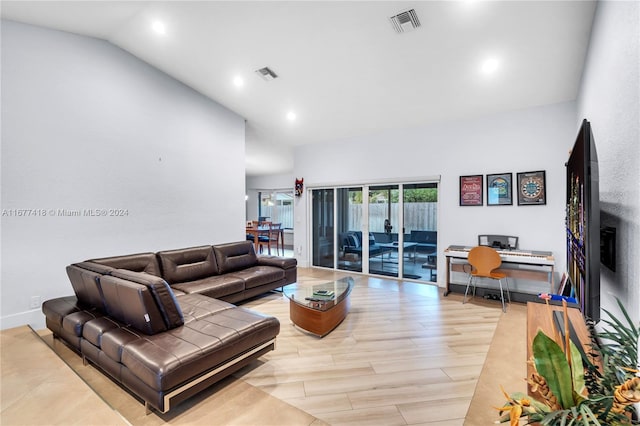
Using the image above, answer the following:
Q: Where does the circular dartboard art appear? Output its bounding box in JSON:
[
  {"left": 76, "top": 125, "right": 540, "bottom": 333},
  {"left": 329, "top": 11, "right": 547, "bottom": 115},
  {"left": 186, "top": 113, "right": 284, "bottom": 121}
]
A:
[{"left": 521, "top": 176, "right": 543, "bottom": 199}]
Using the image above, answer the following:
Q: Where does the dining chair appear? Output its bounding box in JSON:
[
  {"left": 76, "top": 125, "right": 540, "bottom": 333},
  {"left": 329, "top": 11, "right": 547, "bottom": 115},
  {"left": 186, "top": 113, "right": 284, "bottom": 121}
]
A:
[
  {"left": 246, "top": 221, "right": 260, "bottom": 243},
  {"left": 257, "top": 221, "right": 272, "bottom": 254},
  {"left": 463, "top": 246, "right": 510, "bottom": 312},
  {"left": 268, "top": 223, "right": 283, "bottom": 256}
]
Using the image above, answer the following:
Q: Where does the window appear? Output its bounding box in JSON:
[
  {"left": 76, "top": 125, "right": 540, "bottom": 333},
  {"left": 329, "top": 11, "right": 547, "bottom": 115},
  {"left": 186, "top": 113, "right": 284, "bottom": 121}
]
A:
[{"left": 258, "top": 191, "right": 294, "bottom": 229}]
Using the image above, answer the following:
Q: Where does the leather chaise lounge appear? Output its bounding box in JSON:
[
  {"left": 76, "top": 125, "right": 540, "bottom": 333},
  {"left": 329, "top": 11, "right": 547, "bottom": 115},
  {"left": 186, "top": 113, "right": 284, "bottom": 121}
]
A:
[{"left": 42, "top": 241, "right": 296, "bottom": 414}]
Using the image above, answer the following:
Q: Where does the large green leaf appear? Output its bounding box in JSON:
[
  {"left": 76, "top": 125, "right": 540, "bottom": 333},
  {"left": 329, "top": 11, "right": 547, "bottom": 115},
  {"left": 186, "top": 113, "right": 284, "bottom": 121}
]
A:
[
  {"left": 532, "top": 330, "right": 574, "bottom": 409},
  {"left": 569, "top": 339, "right": 586, "bottom": 399}
]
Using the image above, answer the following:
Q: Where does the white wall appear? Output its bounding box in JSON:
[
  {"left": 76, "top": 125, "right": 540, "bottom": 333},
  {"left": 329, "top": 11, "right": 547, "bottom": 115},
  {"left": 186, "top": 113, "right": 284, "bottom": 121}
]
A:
[
  {"left": 576, "top": 0, "right": 640, "bottom": 323},
  {"left": 293, "top": 102, "right": 577, "bottom": 285},
  {"left": 1, "top": 21, "right": 247, "bottom": 330}
]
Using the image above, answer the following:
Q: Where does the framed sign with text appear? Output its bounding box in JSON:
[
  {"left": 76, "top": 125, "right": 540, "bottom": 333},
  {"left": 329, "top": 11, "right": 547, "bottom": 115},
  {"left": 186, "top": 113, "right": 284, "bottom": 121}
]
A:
[
  {"left": 459, "top": 175, "right": 483, "bottom": 206},
  {"left": 517, "top": 170, "right": 546, "bottom": 205},
  {"left": 487, "top": 173, "right": 513, "bottom": 206}
]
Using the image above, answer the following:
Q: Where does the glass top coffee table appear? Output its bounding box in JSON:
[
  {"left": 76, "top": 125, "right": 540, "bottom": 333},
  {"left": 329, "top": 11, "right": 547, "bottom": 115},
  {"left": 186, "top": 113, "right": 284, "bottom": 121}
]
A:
[{"left": 282, "top": 276, "right": 354, "bottom": 337}]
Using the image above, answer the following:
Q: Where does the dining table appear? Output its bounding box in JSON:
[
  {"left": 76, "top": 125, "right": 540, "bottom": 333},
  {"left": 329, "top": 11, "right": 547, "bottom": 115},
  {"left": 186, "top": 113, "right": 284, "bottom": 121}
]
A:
[
  {"left": 245, "top": 225, "right": 269, "bottom": 246},
  {"left": 245, "top": 225, "right": 285, "bottom": 255}
]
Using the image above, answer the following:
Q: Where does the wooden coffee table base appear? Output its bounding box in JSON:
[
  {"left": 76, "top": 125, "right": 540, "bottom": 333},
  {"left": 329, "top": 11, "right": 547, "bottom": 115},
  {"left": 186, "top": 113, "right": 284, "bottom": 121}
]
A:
[{"left": 289, "top": 295, "right": 351, "bottom": 337}]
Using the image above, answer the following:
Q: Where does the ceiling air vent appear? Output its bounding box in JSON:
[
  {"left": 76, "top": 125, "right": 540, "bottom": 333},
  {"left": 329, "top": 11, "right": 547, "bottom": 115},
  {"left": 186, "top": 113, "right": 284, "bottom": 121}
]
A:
[
  {"left": 389, "top": 9, "right": 421, "bottom": 34},
  {"left": 255, "top": 66, "right": 278, "bottom": 81}
]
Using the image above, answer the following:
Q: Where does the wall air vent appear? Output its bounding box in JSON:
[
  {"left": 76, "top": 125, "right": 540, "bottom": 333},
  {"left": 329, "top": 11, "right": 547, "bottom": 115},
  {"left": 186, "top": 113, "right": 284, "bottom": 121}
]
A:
[
  {"left": 389, "top": 9, "right": 421, "bottom": 34},
  {"left": 255, "top": 67, "right": 278, "bottom": 81}
]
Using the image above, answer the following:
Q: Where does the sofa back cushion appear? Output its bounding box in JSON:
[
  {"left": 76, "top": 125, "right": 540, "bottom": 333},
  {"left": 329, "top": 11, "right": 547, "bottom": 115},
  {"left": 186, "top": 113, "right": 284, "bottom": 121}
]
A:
[
  {"left": 99, "top": 274, "right": 167, "bottom": 335},
  {"left": 409, "top": 230, "right": 437, "bottom": 244},
  {"left": 157, "top": 245, "right": 219, "bottom": 284},
  {"left": 340, "top": 232, "right": 377, "bottom": 249},
  {"left": 74, "top": 261, "right": 115, "bottom": 275},
  {"left": 66, "top": 264, "right": 105, "bottom": 310},
  {"left": 110, "top": 269, "right": 184, "bottom": 329},
  {"left": 213, "top": 241, "right": 258, "bottom": 274},
  {"left": 346, "top": 232, "right": 361, "bottom": 248},
  {"left": 355, "top": 231, "right": 376, "bottom": 246},
  {"left": 89, "top": 252, "right": 162, "bottom": 277}
]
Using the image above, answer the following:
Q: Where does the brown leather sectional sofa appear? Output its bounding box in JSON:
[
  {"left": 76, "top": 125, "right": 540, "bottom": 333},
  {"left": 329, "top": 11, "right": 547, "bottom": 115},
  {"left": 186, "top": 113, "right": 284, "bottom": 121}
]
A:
[{"left": 42, "top": 241, "right": 296, "bottom": 414}]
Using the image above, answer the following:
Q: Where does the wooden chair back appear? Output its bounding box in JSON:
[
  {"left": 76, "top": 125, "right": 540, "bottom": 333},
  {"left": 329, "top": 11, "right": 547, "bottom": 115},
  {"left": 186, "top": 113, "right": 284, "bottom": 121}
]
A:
[
  {"left": 269, "top": 222, "right": 281, "bottom": 234},
  {"left": 467, "top": 246, "right": 502, "bottom": 277}
]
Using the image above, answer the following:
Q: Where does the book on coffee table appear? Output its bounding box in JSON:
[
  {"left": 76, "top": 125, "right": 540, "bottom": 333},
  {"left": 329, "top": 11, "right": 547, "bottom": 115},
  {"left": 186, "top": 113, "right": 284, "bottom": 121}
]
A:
[{"left": 313, "top": 290, "right": 334, "bottom": 297}]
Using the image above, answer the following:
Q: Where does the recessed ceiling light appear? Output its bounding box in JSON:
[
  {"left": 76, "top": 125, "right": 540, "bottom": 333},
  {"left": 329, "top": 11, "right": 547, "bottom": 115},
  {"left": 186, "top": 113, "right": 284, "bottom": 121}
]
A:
[
  {"left": 481, "top": 57, "right": 499, "bottom": 74},
  {"left": 152, "top": 21, "right": 166, "bottom": 35},
  {"left": 233, "top": 76, "right": 244, "bottom": 87},
  {"left": 286, "top": 111, "right": 296, "bottom": 121}
]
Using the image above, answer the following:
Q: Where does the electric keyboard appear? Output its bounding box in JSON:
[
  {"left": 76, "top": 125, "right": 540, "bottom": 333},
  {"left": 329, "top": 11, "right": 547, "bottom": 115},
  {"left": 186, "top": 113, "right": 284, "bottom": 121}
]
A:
[{"left": 444, "top": 245, "right": 554, "bottom": 266}]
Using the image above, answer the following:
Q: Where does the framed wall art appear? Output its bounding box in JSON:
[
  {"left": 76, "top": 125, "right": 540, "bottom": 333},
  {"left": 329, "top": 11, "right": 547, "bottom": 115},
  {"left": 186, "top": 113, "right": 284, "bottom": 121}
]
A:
[
  {"left": 459, "top": 175, "right": 483, "bottom": 206},
  {"left": 486, "top": 173, "right": 513, "bottom": 206},
  {"left": 517, "top": 170, "right": 546, "bottom": 205}
]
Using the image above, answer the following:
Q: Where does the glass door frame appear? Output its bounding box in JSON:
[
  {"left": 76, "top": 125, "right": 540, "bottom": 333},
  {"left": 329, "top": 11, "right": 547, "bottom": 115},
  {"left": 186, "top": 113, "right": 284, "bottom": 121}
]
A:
[
  {"left": 308, "top": 177, "right": 439, "bottom": 282},
  {"left": 367, "top": 184, "right": 403, "bottom": 279},
  {"left": 336, "top": 186, "right": 365, "bottom": 273}
]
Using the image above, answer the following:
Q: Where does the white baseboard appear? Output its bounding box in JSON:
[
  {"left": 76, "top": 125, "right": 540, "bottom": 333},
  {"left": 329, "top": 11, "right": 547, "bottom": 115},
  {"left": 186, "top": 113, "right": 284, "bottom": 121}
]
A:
[{"left": 1, "top": 309, "right": 46, "bottom": 331}]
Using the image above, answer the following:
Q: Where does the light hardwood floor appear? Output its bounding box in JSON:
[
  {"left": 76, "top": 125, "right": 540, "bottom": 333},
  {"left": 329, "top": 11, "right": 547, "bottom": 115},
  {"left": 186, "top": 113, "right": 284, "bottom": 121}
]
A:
[
  {"left": 239, "top": 268, "right": 505, "bottom": 426},
  {"left": 1, "top": 267, "right": 527, "bottom": 425}
]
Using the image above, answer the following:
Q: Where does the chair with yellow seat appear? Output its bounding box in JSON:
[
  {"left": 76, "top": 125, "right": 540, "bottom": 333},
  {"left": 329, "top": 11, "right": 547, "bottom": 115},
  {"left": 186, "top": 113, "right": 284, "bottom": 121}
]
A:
[{"left": 463, "top": 246, "right": 510, "bottom": 312}]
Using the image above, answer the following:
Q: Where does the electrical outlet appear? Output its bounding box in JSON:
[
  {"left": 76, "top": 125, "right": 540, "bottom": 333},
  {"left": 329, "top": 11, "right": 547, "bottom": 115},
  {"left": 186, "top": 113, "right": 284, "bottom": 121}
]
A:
[{"left": 29, "top": 296, "right": 41, "bottom": 309}]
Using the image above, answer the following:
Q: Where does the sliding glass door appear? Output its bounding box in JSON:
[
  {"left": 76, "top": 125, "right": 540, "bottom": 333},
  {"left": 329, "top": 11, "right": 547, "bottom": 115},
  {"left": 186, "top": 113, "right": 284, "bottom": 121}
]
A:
[
  {"left": 337, "top": 187, "right": 363, "bottom": 272},
  {"left": 368, "top": 185, "right": 400, "bottom": 278},
  {"left": 311, "top": 180, "right": 438, "bottom": 283},
  {"left": 311, "top": 189, "right": 334, "bottom": 268},
  {"left": 403, "top": 183, "right": 438, "bottom": 281}
]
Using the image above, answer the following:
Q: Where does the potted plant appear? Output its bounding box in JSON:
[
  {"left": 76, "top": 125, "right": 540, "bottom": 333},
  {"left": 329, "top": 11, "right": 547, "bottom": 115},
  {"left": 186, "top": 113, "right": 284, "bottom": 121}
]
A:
[{"left": 496, "top": 299, "right": 639, "bottom": 425}]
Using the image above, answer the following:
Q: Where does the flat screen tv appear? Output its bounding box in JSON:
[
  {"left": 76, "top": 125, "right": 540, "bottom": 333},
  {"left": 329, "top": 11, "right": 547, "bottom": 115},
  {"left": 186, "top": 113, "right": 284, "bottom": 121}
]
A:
[{"left": 566, "top": 119, "right": 600, "bottom": 322}]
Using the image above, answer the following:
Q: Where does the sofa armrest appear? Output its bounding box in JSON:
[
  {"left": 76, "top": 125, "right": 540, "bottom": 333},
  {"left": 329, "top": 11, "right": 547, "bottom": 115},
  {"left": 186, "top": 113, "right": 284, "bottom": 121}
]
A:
[
  {"left": 42, "top": 296, "right": 82, "bottom": 327},
  {"left": 257, "top": 256, "right": 297, "bottom": 270}
]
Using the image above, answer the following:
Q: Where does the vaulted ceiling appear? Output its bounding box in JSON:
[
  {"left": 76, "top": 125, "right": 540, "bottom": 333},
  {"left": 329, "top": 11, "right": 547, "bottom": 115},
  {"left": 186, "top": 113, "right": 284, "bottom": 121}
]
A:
[{"left": 1, "top": 1, "right": 597, "bottom": 175}]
